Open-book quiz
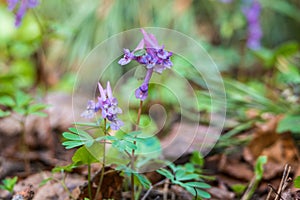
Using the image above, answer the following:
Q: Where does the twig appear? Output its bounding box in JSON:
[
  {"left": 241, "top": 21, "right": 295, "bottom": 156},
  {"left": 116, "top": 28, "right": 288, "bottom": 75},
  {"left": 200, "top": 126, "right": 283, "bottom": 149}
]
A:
[
  {"left": 87, "top": 164, "right": 92, "bottom": 200},
  {"left": 163, "top": 179, "right": 169, "bottom": 200},
  {"left": 141, "top": 179, "right": 167, "bottom": 200},
  {"left": 265, "top": 184, "right": 273, "bottom": 200},
  {"left": 266, "top": 164, "right": 292, "bottom": 200},
  {"left": 274, "top": 164, "right": 291, "bottom": 200},
  {"left": 267, "top": 184, "right": 285, "bottom": 200}
]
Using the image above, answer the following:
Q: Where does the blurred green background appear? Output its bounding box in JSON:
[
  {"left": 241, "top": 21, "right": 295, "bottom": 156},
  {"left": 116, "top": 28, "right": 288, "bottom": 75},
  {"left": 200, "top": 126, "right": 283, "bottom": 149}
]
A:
[{"left": 0, "top": 0, "right": 300, "bottom": 139}]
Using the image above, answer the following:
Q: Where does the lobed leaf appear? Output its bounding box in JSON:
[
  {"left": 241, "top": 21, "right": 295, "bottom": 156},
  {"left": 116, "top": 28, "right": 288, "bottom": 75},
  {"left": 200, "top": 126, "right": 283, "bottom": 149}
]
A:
[
  {"left": 156, "top": 168, "right": 174, "bottom": 181},
  {"left": 176, "top": 173, "right": 199, "bottom": 181},
  {"left": 28, "top": 103, "right": 49, "bottom": 113},
  {"left": 0, "top": 110, "right": 11, "bottom": 118},
  {"left": 62, "top": 141, "right": 85, "bottom": 149},
  {"left": 184, "top": 181, "right": 211, "bottom": 189},
  {"left": 134, "top": 173, "right": 151, "bottom": 189},
  {"left": 0, "top": 96, "right": 15, "bottom": 107}
]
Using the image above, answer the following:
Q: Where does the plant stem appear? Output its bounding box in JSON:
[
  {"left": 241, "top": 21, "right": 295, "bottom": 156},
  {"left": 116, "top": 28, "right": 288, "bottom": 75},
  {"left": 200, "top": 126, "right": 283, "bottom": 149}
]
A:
[
  {"left": 87, "top": 164, "right": 92, "bottom": 200},
  {"left": 141, "top": 179, "right": 166, "bottom": 200},
  {"left": 131, "top": 100, "right": 143, "bottom": 200},
  {"left": 241, "top": 177, "right": 259, "bottom": 200},
  {"left": 61, "top": 181, "right": 75, "bottom": 200},
  {"left": 94, "top": 119, "right": 107, "bottom": 200},
  {"left": 20, "top": 116, "right": 30, "bottom": 174}
]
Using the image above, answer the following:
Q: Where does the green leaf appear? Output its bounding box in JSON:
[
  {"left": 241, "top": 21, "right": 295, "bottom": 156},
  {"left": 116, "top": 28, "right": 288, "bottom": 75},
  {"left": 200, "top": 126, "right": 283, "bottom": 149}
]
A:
[
  {"left": 127, "top": 131, "right": 142, "bottom": 137},
  {"left": 72, "top": 146, "right": 98, "bottom": 165},
  {"left": 15, "top": 90, "right": 32, "bottom": 108},
  {"left": 112, "top": 140, "right": 137, "bottom": 152},
  {"left": 0, "top": 110, "right": 11, "bottom": 117},
  {"left": 0, "top": 96, "right": 15, "bottom": 107},
  {"left": 277, "top": 115, "right": 300, "bottom": 134},
  {"left": 184, "top": 186, "right": 211, "bottom": 198},
  {"left": 184, "top": 181, "right": 211, "bottom": 189},
  {"left": 31, "top": 112, "right": 48, "bottom": 117},
  {"left": 63, "top": 132, "right": 85, "bottom": 141},
  {"left": 175, "top": 169, "right": 186, "bottom": 180},
  {"left": 195, "top": 188, "right": 211, "bottom": 199},
  {"left": 184, "top": 163, "right": 195, "bottom": 173},
  {"left": 167, "top": 163, "right": 178, "bottom": 172},
  {"left": 13, "top": 107, "right": 27, "bottom": 115},
  {"left": 176, "top": 173, "right": 199, "bottom": 181},
  {"left": 95, "top": 135, "right": 118, "bottom": 142},
  {"left": 62, "top": 128, "right": 95, "bottom": 149},
  {"left": 39, "top": 178, "right": 52, "bottom": 187},
  {"left": 231, "top": 184, "right": 247, "bottom": 195},
  {"left": 68, "top": 128, "right": 94, "bottom": 140},
  {"left": 62, "top": 141, "right": 85, "bottom": 149},
  {"left": 28, "top": 103, "right": 49, "bottom": 113},
  {"left": 294, "top": 176, "right": 300, "bottom": 188},
  {"left": 156, "top": 168, "right": 174, "bottom": 181},
  {"left": 190, "top": 151, "right": 204, "bottom": 167},
  {"left": 0, "top": 176, "right": 18, "bottom": 193},
  {"left": 134, "top": 173, "right": 151, "bottom": 189},
  {"left": 255, "top": 156, "right": 267, "bottom": 180},
  {"left": 52, "top": 163, "right": 77, "bottom": 173}
]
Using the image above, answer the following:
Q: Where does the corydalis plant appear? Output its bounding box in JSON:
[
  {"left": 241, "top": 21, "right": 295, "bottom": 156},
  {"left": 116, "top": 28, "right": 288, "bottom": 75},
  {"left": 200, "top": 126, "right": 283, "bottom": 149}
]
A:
[
  {"left": 81, "top": 81, "right": 124, "bottom": 130},
  {"left": 7, "top": 0, "right": 39, "bottom": 27},
  {"left": 118, "top": 29, "right": 173, "bottom": 101},
  {"left": 242, "top": 0, "right": 262, "bottom": 50}
]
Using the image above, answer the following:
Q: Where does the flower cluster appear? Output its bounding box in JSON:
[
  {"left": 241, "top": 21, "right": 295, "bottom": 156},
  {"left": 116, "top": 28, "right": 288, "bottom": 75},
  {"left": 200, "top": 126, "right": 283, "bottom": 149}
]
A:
[
  {"left": 81, "top": 82, "right": 124, "bottom": 130},
  {"left": 118, "top": 29, "right": 173, "bottom": 100},
  {"left": 7, "top": 0, "right": 39, "bottom": 27},
  {"left": 243, "top": 0, "right": 262, "bottom": 50}
]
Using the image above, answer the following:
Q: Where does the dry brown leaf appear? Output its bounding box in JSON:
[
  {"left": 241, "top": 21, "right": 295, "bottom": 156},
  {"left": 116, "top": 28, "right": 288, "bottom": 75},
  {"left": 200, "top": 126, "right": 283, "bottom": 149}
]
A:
[
  {"left": 219, "top": 154, "right": 253, "bottom": 181},
  {"left": 244, "top": 116, "right": 299, "bottom": 180},
  {"left": 73, "top": 167, "right": 123, "bottom": 200}
]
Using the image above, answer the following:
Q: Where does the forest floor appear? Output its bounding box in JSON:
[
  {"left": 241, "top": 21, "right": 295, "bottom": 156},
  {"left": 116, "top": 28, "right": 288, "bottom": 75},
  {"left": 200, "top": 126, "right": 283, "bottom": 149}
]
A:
[{"left": 0, "top": 92, "right": 299, "bottom": 200}]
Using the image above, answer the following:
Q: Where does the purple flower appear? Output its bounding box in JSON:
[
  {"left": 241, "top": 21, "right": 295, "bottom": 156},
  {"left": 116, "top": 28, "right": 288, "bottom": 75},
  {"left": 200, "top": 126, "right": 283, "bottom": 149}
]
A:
[
  {"left": 118, "top": 49, "right": 135, "bottom": 65},
  {"left": 81, "top": 82, "right": 124, "bottom": 130},
  {"left": 7, "top": 0, "right": 39, "bottom": 27},
  {"left": 134, "top": 68, "right": 153, "bottom": 100},
  {"left": 118, "top": 29, "right": 173, "bottom": 73},
  {"left": 242, "top": 0, "right": 262, "bottom": 50},
  {"left": 118, "top": 29, "right": 173, "bottom": 101},
  {"left": 80, "top": 100, "right": 100, "bottom": 119}
]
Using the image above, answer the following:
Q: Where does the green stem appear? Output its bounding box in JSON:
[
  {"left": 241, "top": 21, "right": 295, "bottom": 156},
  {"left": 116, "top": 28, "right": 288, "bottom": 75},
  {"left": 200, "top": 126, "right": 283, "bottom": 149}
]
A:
[
  {"left": 61, "top": 181, "right": 75, "bottom": 200},
  {"left": 87, "top": 164, "right": 92, "bottom": 200},
  {"left": 131, "top": 100, "right": 143, "bottom": 200},
  {"left": 241, "top": 177, "right": 260, "bottom": 200},
  {"left": 94, "top": 119, "right": 107, "bottom": 200},
  {"left": 32, "top": 9, "right": 46, "bottom": 35},
  {"left": 20, "top": 116, "right": 30, "bottom": 174}
]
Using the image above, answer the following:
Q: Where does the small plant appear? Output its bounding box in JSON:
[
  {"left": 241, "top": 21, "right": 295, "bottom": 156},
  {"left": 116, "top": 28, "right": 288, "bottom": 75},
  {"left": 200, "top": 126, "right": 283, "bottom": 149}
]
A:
[
  {"left": 40, "top": 164, "right": 77, "bottom": 200},
  {"left": 60, "top": 29, "right": 211, "bottom": 200},
  {"left": 0, "top": 90, "right": 49, "bottom": 173},
  {"left": 241, "top": 155, "right": 267, "bottom": 200},
  {"left": 156, "top": 162, "right": 211, "bottom": 199},
  {"left": 0, "top": 177, "right": 18, "bottom": 194}
]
